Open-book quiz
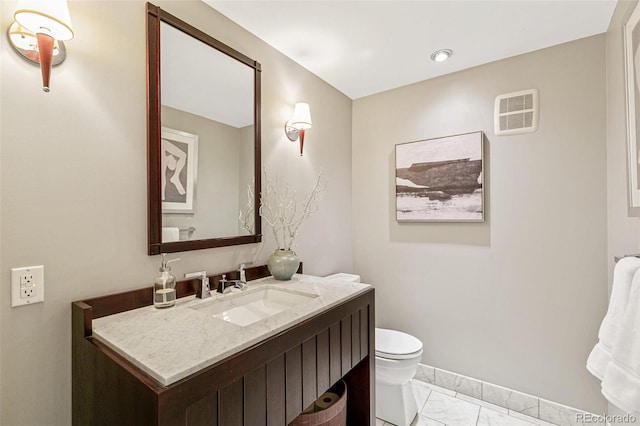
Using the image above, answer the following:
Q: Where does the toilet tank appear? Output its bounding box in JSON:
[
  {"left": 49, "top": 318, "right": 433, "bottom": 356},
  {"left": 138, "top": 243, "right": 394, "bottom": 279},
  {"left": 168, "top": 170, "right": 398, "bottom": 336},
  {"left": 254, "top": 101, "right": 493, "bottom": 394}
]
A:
[{"left": 324, "top": 273, "right": 361, "bottom": 283}]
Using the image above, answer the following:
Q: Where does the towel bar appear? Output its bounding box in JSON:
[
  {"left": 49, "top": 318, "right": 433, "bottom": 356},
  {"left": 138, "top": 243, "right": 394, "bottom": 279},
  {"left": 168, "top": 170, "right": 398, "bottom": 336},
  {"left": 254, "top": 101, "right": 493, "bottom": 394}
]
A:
[{"left": 614, "top": 254, "right": 640, "bottom": 263}]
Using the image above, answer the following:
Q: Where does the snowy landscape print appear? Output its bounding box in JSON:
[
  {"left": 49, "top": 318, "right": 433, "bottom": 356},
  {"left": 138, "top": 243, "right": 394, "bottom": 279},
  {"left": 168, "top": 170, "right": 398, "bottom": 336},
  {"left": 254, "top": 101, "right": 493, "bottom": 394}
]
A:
[{"left": 395, "top": 132, "right": 484, "bottom": 222}]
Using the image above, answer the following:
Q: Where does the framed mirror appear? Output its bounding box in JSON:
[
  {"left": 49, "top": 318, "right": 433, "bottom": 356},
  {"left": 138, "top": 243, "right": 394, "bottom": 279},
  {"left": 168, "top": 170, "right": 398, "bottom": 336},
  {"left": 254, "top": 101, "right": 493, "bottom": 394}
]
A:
[{"left": 147, "top": 3, "right": 262, "bottom": 255}]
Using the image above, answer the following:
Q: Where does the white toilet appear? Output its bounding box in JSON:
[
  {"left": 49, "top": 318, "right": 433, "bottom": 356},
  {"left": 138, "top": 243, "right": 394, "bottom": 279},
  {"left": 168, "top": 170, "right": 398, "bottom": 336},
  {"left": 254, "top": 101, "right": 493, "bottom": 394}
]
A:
[
  {"left": 375, "top": 328, "right": 423, "bottom": 426},
  {"left": 324, "top": 273, "right": 424, "bottom": 426}
]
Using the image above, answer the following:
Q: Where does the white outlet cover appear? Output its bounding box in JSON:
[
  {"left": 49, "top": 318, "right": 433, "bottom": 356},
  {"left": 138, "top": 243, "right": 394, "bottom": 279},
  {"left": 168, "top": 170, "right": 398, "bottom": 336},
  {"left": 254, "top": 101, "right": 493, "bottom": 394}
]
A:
[{"left": 11, "top": 265, "right": 44, "bottom": 307}]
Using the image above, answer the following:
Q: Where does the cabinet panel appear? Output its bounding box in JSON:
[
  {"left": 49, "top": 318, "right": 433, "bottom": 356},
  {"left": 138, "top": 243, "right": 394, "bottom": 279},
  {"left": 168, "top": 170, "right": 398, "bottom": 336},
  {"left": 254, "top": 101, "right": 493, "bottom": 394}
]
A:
[
  {"left": 266, "top": 354, "right": 286, "bottom": 426},
  {"left": 302, "top": 337, "right": 317, "bottom": 409},
  {"left": 186, "top": 393, "right": 217, "bottom": 426},
  {"left": 94, "top": 347, "right": 157, "bottom": 425},
  {"left": 244, "top": 366, "right": 266, "bottom": 426},
  {"left": 341, "top": 316, "right": 352, "bottom": 376},
  {"left": 316, "top": 329, "right": 330, "bottom": 395},
  {"left": 285, "top": 345, "right": 303, "bottom": 424},
  {"left": 219, "top": 379, "right": 243, "bottom": 425},
  {"left": 360, "top": 307, "right": 369, "bottom": 361},
  {"left": 329, "top": 323, "right": 342, "bottom": 385},
  {"left": 351, "top": 312, "right": 361, "bottom": 365}
]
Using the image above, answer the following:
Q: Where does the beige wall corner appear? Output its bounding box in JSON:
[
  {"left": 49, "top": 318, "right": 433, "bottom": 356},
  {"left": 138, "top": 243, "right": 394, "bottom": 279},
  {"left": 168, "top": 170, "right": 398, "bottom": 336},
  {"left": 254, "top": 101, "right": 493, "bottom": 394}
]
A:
[{"left": 353, "top": 35, "right": 608, "bottom": 413}]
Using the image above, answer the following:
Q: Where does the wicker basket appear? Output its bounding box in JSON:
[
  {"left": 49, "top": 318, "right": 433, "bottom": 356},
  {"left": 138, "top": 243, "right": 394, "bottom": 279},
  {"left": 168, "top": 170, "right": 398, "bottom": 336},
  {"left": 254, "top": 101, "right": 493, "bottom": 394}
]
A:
[{"left": 289, "top": 380, "right": 347, "bottom": 426}]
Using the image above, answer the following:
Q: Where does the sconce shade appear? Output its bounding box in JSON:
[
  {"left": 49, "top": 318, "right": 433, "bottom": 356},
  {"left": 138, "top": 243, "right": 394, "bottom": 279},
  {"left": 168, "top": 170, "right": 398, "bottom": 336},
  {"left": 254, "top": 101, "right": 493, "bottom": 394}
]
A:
[
  {"left": 13, "top": 0, "right": 73, "bottom": 92},
  {"left": 14, "top": 0, "right": 74, "bottom": 40},
  {"left": 284, "top": 102, "right": 313, "bottom": 156},
  {"left": 290, "top": 102, "right": 312, "bottom": 130}
]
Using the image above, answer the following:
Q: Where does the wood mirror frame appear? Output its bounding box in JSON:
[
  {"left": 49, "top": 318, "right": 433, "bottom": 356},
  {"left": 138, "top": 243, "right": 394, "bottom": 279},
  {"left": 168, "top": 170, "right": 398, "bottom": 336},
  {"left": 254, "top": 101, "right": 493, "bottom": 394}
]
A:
[{"left": 147, "top": 3, "right": 262, "bottom": 255}]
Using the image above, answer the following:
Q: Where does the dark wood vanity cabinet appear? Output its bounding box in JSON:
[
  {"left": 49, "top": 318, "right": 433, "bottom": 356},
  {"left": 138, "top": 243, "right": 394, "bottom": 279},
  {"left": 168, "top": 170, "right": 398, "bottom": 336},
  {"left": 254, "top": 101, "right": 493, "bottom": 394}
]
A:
[{"left": 72, "top": 285, "right": 375, "bottom": 425}]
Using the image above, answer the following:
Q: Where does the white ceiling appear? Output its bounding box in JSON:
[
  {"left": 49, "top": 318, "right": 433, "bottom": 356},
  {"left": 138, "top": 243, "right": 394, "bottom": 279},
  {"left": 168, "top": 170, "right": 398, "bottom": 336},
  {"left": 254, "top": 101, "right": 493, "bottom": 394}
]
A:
[{"left": 204, "top": 0, "right": 617, "bottom": 100}]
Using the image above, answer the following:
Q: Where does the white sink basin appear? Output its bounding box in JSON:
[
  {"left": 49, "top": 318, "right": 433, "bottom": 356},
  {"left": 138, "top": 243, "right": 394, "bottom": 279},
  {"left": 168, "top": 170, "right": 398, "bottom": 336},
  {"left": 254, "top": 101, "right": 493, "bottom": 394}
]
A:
[{"left": 190, "top": 286, "right": 318, "bottom": 327}]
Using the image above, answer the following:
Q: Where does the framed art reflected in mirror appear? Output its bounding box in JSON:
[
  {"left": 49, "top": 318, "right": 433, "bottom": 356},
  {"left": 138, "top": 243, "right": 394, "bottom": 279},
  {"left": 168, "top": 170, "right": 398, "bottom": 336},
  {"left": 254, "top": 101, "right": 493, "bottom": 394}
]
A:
[{"left": 161, "top": 127, "right": 198, "bottom": 214}]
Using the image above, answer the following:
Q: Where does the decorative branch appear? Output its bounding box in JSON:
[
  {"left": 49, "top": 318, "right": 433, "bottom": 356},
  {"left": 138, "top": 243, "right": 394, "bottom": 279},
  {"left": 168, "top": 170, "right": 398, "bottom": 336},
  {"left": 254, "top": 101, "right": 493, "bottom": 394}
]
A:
[
  {"left": 258, "top": 170, "right": 324, "bottom": 250},
  {"left": 238, "top": 184, "right": 255, "bottom": 234}
]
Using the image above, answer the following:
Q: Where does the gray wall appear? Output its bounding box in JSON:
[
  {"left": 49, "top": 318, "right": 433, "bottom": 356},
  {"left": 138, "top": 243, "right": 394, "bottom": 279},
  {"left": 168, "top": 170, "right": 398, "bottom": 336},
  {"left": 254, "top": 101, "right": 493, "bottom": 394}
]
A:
[
  {"left": 352, "top": 35, "right": 608, "bottom": 412},
  {"left": 0, "top": 1, "right": 353, "bottom": 424}
]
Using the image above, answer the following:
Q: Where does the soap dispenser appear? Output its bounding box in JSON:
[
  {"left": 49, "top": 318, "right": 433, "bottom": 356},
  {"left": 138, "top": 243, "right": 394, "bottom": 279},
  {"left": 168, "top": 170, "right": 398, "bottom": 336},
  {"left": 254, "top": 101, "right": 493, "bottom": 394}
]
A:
[{"left": 154, "top": 254, "right": 179, "bottom": 308}]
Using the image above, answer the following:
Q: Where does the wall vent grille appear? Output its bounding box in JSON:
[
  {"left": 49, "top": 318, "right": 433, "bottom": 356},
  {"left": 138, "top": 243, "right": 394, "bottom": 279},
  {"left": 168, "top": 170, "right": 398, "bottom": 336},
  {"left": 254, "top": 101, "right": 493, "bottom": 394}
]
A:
[{"left": 494, "top": 89, "right": 539, "bottom": 136}]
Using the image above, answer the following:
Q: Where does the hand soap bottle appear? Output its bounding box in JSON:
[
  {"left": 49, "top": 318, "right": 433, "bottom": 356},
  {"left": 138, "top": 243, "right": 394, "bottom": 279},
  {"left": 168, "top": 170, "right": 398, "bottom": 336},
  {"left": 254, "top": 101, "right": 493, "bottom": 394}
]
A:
[{"left": 154, "top": 254, "right": 179, "bottom": 308}]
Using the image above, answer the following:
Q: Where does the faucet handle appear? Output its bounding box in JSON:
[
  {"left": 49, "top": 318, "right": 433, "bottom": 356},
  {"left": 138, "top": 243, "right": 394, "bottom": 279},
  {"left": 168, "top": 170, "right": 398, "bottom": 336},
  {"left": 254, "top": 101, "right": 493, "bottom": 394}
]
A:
[
  {"left": 218, "top": 274, "right": 228, "bottom": 294},
  {"left": 185, "top": 271, "right": 210, "bottom": 299},
  {"left": 185, "top": 271, "right": 206, "bottom": 279},
  {"left": 239, "top": 262, "right": 252, "bottom": 283}
]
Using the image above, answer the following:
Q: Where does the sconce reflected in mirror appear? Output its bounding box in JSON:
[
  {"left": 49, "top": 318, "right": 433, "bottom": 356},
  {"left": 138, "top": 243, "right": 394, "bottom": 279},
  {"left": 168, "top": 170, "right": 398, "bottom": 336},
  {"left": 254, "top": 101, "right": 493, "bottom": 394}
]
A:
[
  {"left": 285, "top": 102, "right": 312, "bottom": 156},
  {"left": 9, "top": 0, "right": 74, "bottom": 92}
]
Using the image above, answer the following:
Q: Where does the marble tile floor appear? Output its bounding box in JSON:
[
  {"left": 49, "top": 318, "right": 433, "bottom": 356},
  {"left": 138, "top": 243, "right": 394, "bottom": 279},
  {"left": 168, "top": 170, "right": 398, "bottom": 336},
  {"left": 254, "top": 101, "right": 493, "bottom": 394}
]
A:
[{"left": 376, "top": 380, "right": 558, "bottom": 426}]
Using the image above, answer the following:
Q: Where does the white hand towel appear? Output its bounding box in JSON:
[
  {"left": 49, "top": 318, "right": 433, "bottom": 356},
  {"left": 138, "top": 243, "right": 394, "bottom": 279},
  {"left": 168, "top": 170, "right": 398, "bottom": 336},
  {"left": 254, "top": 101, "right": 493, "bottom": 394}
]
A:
[
  {"left": 162, "top": 227, "right": 180, "bottom": 243},
  {"left": 587, "top": 257, "right": 640, "bottom": 380},
  {"left": 601, "top": 268, "right": 640, "bottom": 415}
]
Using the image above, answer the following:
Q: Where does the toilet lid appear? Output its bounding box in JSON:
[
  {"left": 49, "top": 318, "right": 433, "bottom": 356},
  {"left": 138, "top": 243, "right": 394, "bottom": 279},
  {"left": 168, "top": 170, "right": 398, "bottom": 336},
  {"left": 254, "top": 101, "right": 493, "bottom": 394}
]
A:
[{"left": 375, "top": 328, "right": 423, "bottom": 360}]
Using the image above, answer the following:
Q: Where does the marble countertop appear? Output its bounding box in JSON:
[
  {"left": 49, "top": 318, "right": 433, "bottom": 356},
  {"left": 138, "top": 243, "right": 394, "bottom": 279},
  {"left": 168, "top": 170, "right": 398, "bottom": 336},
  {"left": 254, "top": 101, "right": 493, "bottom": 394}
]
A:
[{"left": 92, "top": 274, "right": 370, "bottom": 386}]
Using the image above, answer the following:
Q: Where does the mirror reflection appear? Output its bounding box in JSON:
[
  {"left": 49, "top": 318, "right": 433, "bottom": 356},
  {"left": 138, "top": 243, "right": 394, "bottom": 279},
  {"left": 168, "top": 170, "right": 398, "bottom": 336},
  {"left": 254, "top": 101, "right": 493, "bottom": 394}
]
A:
[
  {"left": 159, "top": 21, "right": 255, "bottom": 243},
  {"left": 147, "top": 3, "right": 262, "bottom": 255}
]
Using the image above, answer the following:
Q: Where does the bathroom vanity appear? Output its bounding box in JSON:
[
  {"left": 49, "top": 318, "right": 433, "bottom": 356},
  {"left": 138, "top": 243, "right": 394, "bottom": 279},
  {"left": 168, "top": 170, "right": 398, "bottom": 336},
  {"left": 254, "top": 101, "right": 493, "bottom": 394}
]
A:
[{"left": 72, "top": 268, "right": 375, "bottom": 425}]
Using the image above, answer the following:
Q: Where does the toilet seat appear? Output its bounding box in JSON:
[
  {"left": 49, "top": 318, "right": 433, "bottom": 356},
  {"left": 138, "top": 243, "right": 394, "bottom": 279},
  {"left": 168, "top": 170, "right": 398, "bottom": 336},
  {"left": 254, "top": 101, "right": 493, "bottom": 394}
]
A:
[
  {"left": 375, "top": 328, "right": 423, "bottom": 360},
  {"left": 376, "top": 348, "right": 423, "bottom": 360}
]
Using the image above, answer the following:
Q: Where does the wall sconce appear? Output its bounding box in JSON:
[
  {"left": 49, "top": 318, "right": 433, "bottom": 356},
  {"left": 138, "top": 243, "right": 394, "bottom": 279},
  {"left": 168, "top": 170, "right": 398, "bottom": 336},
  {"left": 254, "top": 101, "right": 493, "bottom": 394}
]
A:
[
  {"left": 285, "top": 102, "right": 312, "bottom": 156},
  {"left": 9, "top": 0, "right": 74, "bottom": 92}
]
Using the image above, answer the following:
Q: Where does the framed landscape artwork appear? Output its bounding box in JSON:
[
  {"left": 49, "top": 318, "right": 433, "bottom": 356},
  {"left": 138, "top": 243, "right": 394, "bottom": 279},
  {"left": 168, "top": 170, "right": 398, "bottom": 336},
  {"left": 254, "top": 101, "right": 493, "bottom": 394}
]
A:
[
  {"left": 161, "top": 127, "right": 199, "bottom": 213},
  {"left": 395, "top": 131, "right": 484, "bottom": 222}
]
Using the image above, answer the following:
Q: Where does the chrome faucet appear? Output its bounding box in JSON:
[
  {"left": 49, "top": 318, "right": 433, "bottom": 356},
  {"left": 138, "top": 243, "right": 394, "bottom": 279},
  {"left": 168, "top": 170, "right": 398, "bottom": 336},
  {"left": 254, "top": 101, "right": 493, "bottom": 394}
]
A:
[
  {"left": 218, "top": 263, "right": 253, "bottom": 293},
  {"left": 185, "top": 271, "right": 210, "bottom": 299}
]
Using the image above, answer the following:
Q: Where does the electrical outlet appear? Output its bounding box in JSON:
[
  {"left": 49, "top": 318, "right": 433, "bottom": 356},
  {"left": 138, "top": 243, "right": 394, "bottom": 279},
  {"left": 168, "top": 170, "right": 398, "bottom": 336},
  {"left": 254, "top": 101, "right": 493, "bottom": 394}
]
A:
[{"left": 11, "top": 265, "right": 44, "bottom": 307}]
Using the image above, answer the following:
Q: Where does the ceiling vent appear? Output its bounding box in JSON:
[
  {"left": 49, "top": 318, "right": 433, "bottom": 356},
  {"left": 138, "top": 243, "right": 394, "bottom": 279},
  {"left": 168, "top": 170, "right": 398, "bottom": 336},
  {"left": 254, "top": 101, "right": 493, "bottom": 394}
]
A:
[{"left": 494, "top": 89, "right": 539, "bottom": 136}]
